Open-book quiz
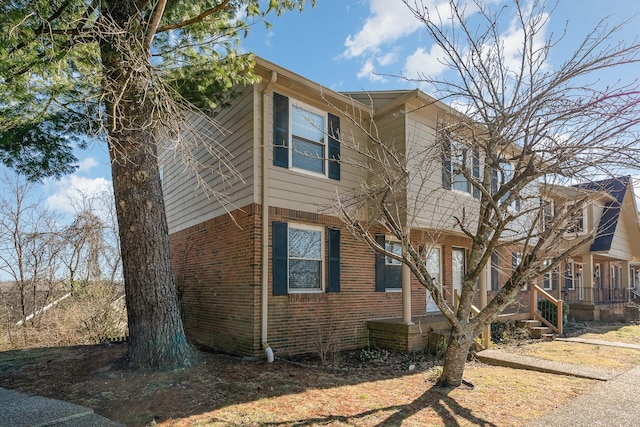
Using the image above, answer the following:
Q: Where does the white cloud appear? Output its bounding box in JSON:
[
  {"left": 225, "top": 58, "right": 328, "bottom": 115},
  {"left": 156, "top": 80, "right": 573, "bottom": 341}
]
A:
[
  {"left": 343, "top": 0, "right": 425, "bottom": 59},
  {"left": 77, "top": 157, "right": 98, "bottom": 173},
  {"left": 404, "top": 45, "right": 448, "bottom": 80},
  {"left": 46, "top": 175, "right": 112, "bottom": 215},
  {"left": 377, "top": 51, "right": 397, "bottom": 66},
  {"left": 357, "top": 59, "right": 386, "bottom": 82}
]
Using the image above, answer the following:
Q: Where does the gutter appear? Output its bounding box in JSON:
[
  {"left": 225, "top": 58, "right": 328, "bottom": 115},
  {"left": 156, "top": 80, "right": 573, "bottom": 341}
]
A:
[{"left": 261, "top": 71, "right": 277, "bottom": 362}]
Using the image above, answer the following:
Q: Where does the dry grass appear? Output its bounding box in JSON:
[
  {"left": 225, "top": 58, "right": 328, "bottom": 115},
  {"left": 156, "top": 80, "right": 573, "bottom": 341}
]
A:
[
  {"left": 1, "top": 323, "right": 639, "bottom": 426},
  {"left": 576, "top": 324, "right": 640, "bottom": 345},
  {"left": 501, "top": 340, "right": 640, "bottom": 369},
  {"left": 163, "top": 363, "right": 594, "bottom": 427}
]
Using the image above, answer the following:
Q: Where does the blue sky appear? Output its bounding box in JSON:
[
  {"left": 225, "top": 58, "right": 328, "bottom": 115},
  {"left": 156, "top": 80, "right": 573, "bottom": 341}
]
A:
[{"left": 5, "top": 0, "right": 640, "bottom": 217}]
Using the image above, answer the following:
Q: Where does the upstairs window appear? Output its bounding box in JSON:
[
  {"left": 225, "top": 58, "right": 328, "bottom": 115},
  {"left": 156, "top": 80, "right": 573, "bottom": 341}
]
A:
[
  {"left": 491, "top": 162, "right": 521, "bottom": 211},
  {"left": 273, "top": 93, "right": 340, "bottom": 180},
  {"left": 442, "top": 140, "right": 480, "bottom": 198},
  {"left": 565, "top": 204, "right": 585, "bottom": 234},
  {"left": 541, "top": 199, "right": 555, "bottom": 231}
]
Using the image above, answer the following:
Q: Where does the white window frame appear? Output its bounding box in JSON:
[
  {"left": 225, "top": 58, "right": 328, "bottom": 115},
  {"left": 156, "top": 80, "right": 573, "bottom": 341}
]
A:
[
  {"left": 287, "top": 223, "right": 325, "bottom": 294},
  {"left": 384, "top": 237, "right": 402, "bottom": 292},
  {"left": 543, "top": 259, "right": 554, "bottom": 291},
  {"left": 289, "top": 99, "right": 328, "bottom": 178},
  {"left": 512, "top": 252, "right": 526, "bottom": 290},
  {"left": 564, "top": 203, "right": 586, "bottom": 235},
  {"left": 495, "top": 162, "right": 520, "bottom": 212},
  {"left": 450, "top": 141, "right": 473, "bottom": 195},
  {"left": 541, "top": 198, "right": 555, "bottom": 232}
]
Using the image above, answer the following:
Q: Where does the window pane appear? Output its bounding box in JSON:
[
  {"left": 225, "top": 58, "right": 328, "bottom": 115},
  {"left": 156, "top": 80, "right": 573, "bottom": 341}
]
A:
[
  {"left": 292, "top": 137, "right": 324, "bottom": 173},
  {"left": 292, "top": 107, "right": 324, "bottom": 143},
  {"left": 289, "top": 259, "right": 321, "bottom": 289},
  {"left": 289, "top": 228, "right": 321, "bottom": 259},
  {"left": 425, "top": 247, "right": 441, "bottom": 284},
  {"left": 385, "top": 241, "right": 402, "bottom": 265}
]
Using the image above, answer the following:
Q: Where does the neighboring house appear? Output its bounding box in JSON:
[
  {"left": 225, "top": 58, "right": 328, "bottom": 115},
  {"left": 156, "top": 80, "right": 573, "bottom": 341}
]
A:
[
  {"left": 541, "top": 176, "right": 640, "bottom": 321},
  {"left": 161, "top": 57, "right": 639, "bottom": 358}
]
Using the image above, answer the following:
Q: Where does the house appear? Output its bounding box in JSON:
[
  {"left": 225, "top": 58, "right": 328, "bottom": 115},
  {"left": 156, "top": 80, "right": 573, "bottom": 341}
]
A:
[
  {"left": 541, "top": 176, "right": 640, "bottom": 321},
  {"left": 161, "top": 57, "right": 640, "bottom": 358}
]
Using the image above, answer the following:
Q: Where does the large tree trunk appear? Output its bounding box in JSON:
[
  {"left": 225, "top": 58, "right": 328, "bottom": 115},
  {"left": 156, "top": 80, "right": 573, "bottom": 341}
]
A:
[
  {"left": 439, "top": 326, "right": 476, "bottom": 387},
  {"left": 100, "top": 1, "right": 196, "bottom": 369}
]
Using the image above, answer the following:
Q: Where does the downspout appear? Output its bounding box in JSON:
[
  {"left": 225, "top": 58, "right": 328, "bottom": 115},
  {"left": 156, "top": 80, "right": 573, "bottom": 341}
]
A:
[{"left": 261, "top": 71, "right": 277, "bottom": 362}]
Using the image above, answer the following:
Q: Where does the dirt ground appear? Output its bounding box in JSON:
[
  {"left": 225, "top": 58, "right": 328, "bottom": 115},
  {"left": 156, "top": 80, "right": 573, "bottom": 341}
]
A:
[{"left": 0, "top": 338, "right": 606, "bottom": 427}]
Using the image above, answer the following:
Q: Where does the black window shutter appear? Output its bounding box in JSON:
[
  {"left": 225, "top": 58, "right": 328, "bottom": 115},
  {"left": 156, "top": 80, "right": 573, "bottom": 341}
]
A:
[
  {"left": 273, "top": 93, "right": 289, "bottom": 168},
  {"left": 491, "top": 251, "right": 499, "bottom": 291},
  {"left": 375, "top": 234, "right": 386, "bottom": 292},
  {"left": 442, "top": 140, "right": 452, "bottom": 189},
  {"left": 472, "top": 148, "right": 480, "bottom": 199},
  {"left": 328, "top": 228, "right": 340, "bottom": 292},
  {"left": 552, "top": 268, "right": 559, "bottom": 290},
  {"left": 272, "top": 221, "right": 288, "bottom": 296},
  {"left": 328, "top": 114, "right": 341, "bottom": 181}
]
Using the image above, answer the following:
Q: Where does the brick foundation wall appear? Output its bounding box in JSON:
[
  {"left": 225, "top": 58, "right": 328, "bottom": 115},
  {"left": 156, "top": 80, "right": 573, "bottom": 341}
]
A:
[{"left": 170, "top": 205, "right": 262, "bottom": 356}]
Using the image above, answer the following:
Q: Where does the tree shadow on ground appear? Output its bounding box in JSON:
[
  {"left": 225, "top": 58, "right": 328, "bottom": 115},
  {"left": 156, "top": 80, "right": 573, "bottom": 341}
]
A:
[{"left": 261, "top": 383, "right": 497, "bottom": 427}]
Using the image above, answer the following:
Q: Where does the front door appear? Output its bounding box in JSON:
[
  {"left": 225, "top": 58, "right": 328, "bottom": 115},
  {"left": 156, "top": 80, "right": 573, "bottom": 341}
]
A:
[
  {"left": 452, "top": 248, "right": 465, "bottom": 307},
  {"left": 576, "top": 263, "right": 584, "bottom": 301},
  {"left": 425, "top": 246, "right": 441, "bottom": 313}
]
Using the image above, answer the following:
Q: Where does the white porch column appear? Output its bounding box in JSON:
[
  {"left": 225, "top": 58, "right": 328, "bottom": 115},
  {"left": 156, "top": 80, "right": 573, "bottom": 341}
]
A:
[
  {"left": 584, "top": 254, "right": 594, "bottom": 304},
  {"left": 402, "top": 263, "right": 413, "bottom": 324},
  {"left": 479, "top": 264, "right": 490, "bottom": 348},
  {"left": 622, "top": 260, "right": 631, "bottom": 299},
  {"left": 402, "top": 227, "right": 413, "bottom": 325}
]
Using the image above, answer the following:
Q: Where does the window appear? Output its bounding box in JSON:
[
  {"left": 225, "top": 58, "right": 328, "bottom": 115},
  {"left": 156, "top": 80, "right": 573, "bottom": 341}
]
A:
[
  {"left": 542, "top": 259, "right": 558, "bottom": 291},
  {"left": 273, "top": 93, "right": 340, "bottom": 180},
  {"left": 512, "top": 252, "right": 526, "bottom": 290},
  {"left": 610, "top": 264, "right": 620, "bottom": 289},
  {"left": 375, "top": 235, "right": 402, "bottom": 291},
  {"left": 565, "top": 204, "right": 585, "bottom": 234},
  {"left": 442, "top": 139, "right": 480, "bottom": 198},
  {"left": 491, "top": 251, "right": 499, "bottom": 291},
  {"left": 272, "top": 222, "right": 340, "bottom": 295},
  {"left": 541, "top": 199, "right": 555, "bottom": 231},
  {"left": 492, "top": 162, "right": 521, "bottom": 211},
  {"left": 565, "top": 260, "right": 575, "bottom": 290},
  {"left": 288, "top": 226, "right": 323, "bottom": 291}
]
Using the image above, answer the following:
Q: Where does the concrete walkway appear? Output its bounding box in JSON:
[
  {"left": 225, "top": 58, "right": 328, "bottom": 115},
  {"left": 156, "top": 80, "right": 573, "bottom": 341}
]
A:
[
  {"left": 477, "top": 337, "right": 640, "bottom": 427},
  {"left": 0, "top": 387, "right": 124, "bottom": 427}
]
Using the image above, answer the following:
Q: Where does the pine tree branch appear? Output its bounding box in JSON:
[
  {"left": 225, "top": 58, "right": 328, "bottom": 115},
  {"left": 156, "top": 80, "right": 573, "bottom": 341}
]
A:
[{"left": 155, "top": 0, "right": 232, "bottom": 33}]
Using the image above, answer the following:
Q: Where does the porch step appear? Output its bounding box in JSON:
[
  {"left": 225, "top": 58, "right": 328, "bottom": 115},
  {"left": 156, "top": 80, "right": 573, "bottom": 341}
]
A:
[
  {"left": 530, "top": 326, "right": 554, "bottom": 339},
  {"left": 517, "top": 319, "right": 555, "bottom": 339}
]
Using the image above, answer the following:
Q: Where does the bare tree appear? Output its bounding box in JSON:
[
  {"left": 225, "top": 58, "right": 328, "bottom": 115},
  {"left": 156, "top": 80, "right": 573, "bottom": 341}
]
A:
[
  {"left": 335, "top": 0, "right": 640, "bottom": 387},
  {"left": 0, "top": 173, "right": 62, "bottom": 325}
]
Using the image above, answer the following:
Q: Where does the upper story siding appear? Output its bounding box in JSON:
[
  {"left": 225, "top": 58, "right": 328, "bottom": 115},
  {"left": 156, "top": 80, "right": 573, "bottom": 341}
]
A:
[{"left": 162, "top": 87, "right": 255, "bottom": 234}]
